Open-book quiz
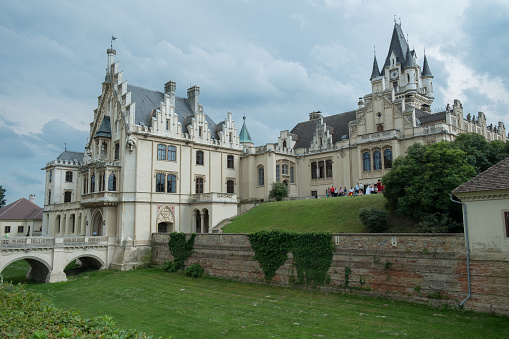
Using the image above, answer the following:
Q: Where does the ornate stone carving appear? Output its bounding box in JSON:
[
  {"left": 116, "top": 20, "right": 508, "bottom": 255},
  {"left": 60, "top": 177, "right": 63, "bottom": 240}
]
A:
[{"left": 157, "top": 205, "right": 175, "bottom": 224}]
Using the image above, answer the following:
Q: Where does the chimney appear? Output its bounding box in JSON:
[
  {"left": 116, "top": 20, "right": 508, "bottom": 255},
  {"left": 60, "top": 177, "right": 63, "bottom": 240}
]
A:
[
  {"left": 165, "top": 81, "right": 176, "bottom": 107},
  {"left": 187, "top": 85, "right": 200, "bottom": 114},
  {"left": 358, "top": 97, "right": 364, "bottom": 109},
  {"left": 29, "top": 194, "right": 35, "bottom": 203}
]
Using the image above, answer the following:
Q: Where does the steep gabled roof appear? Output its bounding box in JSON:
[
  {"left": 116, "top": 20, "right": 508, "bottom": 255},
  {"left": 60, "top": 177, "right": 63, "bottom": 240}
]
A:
[
  {"left": 383, "top": 23, "right": 409, "bottom": 70},
  {"left": 94, "top": 116, "right": 111, "bottom": 138},
  {"left": 0, "top": 198, "right": 43, "bottom": 220},
  {"left": 453, "top": 156, "right": 509, "bottom": 194},
  {"left": 127, "top": 84, "right": 219, "bottom": 139},
  {"left": 290, "top": 110, "right": 357, "bottom": 149}
]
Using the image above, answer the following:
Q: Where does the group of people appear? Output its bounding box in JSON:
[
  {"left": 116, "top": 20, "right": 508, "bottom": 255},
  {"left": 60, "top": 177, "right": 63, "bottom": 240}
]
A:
[{"left": 326, "top": 180, "right": 384, "bottom": 197}]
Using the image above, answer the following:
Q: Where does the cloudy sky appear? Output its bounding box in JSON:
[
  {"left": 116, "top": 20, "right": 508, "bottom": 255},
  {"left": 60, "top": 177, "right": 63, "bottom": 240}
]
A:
[{"left": 1, "top": 0, "right": 508, "bottom": 206}]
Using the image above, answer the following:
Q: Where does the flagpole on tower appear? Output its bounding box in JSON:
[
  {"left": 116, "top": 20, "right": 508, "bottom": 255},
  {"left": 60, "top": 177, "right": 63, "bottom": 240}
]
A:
[{"left": 111, "top": 35, "right": 117, "bottom": 49}]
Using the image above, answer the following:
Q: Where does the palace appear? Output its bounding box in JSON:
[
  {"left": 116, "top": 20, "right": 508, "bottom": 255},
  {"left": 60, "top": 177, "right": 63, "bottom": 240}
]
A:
[{"left": 40, "top": 23, "right": 507, "bottom": 269}]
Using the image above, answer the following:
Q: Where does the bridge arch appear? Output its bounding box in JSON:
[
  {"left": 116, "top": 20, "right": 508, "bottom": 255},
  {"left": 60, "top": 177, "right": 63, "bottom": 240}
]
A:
[
  {"left": 65, "top": 253, "right": 105, "bottom": 271},
  {"left": 0, "top": 255, "right": 52, "bottom": 283}
]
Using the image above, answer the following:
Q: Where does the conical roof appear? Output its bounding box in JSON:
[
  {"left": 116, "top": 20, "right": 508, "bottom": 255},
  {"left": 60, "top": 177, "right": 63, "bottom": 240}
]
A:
[
  {"left": 403, "top": 46, "right": 417, "bottom": 69},
  {"left": 422, "top": 54, "right": 433, "bottom": 77},
  {"left": 383, "top": 23, "right": 409, "bottom": 70},
  {"left": 370, "top": 55, "right": 381, "bottom": 79},
  {"left": 239, "top": 116, "right": 252, "bottom": 143}
]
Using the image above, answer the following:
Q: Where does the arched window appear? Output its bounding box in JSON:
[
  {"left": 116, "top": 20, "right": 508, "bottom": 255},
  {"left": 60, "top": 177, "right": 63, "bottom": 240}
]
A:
[
  {"left": 276, "top": 165, "right": 280, "bottom": 182},
  {"left": 108, "top": 173, "right": 116, "bottom": 191},
  {"left": 167, "top": 174, "right": 176, "bottom": 193},
  {"left": 157, "top": 144, "right": 166, "bottom": 160},
  {"left": 362, "top": 152, "right": 371, "bottom": 171},
  {"left": 258, "top": 166, "right": 264, "bottom": 186},
  {"left": 156, "top": 173, "right": 165, "bottom": 192},
  {"left": 90, "top": 174, "right": 96, "bottom": 193},
  {"left": 282, "top": 140, "right": 287, "bottom": 148},
  {"left": 196, "top": 150, "right": 204, "bottom": 165},
  {"left": 373, "top": 150, "right": 382, "bottom": 170},
  {"left": 167, "top": 146, "right": 176, "bottom": 161},
  {"left": 227, "top": 179, "right": 234, "bottom": 193},
  {"left": 384, "top": 149, "right": 393, "bottom": 169},
  {"left": 377, "top": 124, "right": 384, "bottom": 132},
  {"left": 196, "top": 176, "right": 204, "bottom": 193}
]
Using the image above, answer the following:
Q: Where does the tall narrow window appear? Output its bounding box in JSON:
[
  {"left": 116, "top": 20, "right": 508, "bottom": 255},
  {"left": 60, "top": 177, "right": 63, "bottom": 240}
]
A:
[
  {"left": 49, "top": 171, "right": 52, "bottom": 183},
  {"left": 276, "top": 165, "right": 280, "bottom": 182},
  {"left": 64, "top": 191, "right": 72, "bottom": 203},
  {"left": 318, "top": 161, "right": 325, "bottom": 178},
  {"left": 326, "top": 160, "right": 332, "bottom": 178},
  {"left": 227, "top": 155, "right": 234, "bottom": 169},
  {"left": 114, "top": 143, "right": 120, "bottom": 160},
  {"left": 167, "top": 146, "right": 176, "bottom": 161},
  {"left": 196, "top": 177, "right": 204, "bottom": 193},
  {"left": 258, "top": 167, "right": 264, "bottom": 186},
  {"left": 48, "top": 190, "right": 51, "bottom": 204},
  {"left": 91, "top": 174, "right": 96, "bottom": 193},
  {"left": 283, "top": 140, "right": 287, "bottom": 148},
  {"left": 99, "top": 173, "right": 105, "bottom": 191},
  {"left": 196, "top": 150, "right": 204, "bottom": 165},
  {"left": 108, "top": 173, "right": 117, "bottom": 191},
  {"left": 282, "top": 164, "right": 288, "bottom": 175},
  {"left": 290, "top": 166, "right": 295, "bottom": 183},
  {"left": 65, "top": 171, "right": 73, "bottom": 182},
  {"left": 83, "top": 178, "right": 88, "bottom": 194},
  {"left": 311, "top": 162, "right": 317, "bottom": 179},
  {"left": 227, "top": 179, "right": 234, "bottom": 193},
  {"left": 157, "top": 144, "right": 166, "bottom": 160},
  {"left": 384, "top": 149, "right": 393, "bottom": 169},
  {"left": 199, "top": 127, "right": 202, "bottom": 137},
  {"left": 373, "top": 150, "right": 382, "bottom": 170},
  {"left": 505, "top": 212, "right": 509, "bottom": 237},
  {"left": 156, "top": 173, "right": 165, "bottom": 192},
  {"left": 167, "top": 174, "right": 176, "bottom": 193},
  {"left": 362, "top": 152, "right": 371, "bottom": 171}
]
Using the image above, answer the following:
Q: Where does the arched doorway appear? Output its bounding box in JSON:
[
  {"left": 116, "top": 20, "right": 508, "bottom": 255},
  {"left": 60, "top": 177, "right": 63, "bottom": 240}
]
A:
[
  {"left": 156, "top": 206, "right": 175, "bottom": 233},
  {"left": 91, "top": 211, "right": 103, "bottom": 236},
  {"left": 202, "top": 209, "right": 209, "bottom": 233}
]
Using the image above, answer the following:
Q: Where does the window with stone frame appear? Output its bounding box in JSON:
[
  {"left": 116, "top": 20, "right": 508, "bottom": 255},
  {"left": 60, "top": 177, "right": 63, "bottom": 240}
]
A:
[
  {"left": 505, "top": 211, "right": 509, "bottom": 237},
  {"left": 318, "top": 161, "right": 325, "bottom": 178},
  {"left": 64, "top": 191, "right": 72, "bottom": 203},
  {"left": 168, "top": 146, "right": 177, "bottom": 161},
  {"left": 227, "top": 155, "right": 234, "bottom": 169},
  {"left": 5, "top": 226, "right": 10, "bottom": 234},
  {"left": 114, "top": 143, "right": 120, "bottom": 160},
  {"left": 83, "top": 178, "right": 88, "bottom": 194},
  {"left": 282, "top": 164, "right": 288, "bottom": 175},
  {"left": 157, "top": 144, "right": 166, "bottom": 160},
  {"left": 167, "top": 174, "right": 176, "bottom": 193},
  {"left": 98, "top": 173, "right": 106, "bottom": 191},
  {"left": 326, "top": 160, "right": 332, "bottom": 178},
  {"left": 49, "top": 170, "right": 52, "bottom": 183},
  {"left": 156, "top": 173, "right": 165, "bottom": 192},
  {"left": 108, "top": 173, "right": 117, "bottom": 191},
  {"left": 311, "top": 162, "right": 317, "bottom": 179},
  {"left": 48, "top": 190, "right": 51, "bottom": 204},
  {"left": 226, "top": 179, "right": 235, "bottom": 193},
  {"left": 90, "top": 174, "right": 96, "bottom": 193},
  {"left": 362, "top": 152, "right": 371, "bottom": 171},
  {"left": 373, "top": 150, "right": 382, "bottom": 170},
  {"left": 258, "top": 166, "right": 264, "bottom": 186},
  {"left": 384, "top": 148, "right": 393, "bottom": 169},
  {"left": 65, "top": 171, "right": 73, "bottom": 182},
  {"left": 196, "top": 176, "right": 204, "bottom": 193},
  {"left": 196, "top": 150, "right": 204, "bottom": 165},
  {"left": 276, "top": 165, "right": 280, "bottom": 182},
  {"left": 18, "top": 226, "right": 23, "bottom": 234}
]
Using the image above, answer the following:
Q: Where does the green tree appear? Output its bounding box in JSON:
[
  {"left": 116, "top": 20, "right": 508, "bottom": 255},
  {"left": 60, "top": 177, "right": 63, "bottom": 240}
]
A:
[
  {"left": 269, "top": 182, "right": 288, "bottom": 201},
  {"left": 0, "top": 185, "right": 6, "bottom": 208},
  {"left": 383, "top": 142, "right": 476, "bottom": 222},
  {"left": 452, "top": 133, "right": 509, "bottom": 174}
]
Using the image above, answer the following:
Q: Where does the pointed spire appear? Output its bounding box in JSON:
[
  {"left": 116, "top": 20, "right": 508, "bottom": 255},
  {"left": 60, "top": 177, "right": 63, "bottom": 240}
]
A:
[
  {"left": 383, "top": 22, "right": 409, "bottom": 70},
  {"left": 403, "top": 46, "right": 416, "bottom": 69},
  {"left": 422, "top": 52, "right": 433, "bottom": 77},
  {"left": 239, "top": 115, "right": 253, "bottom": 144},
  {"left": 370, "top": 53, "right": 381, "bottom": 80}
]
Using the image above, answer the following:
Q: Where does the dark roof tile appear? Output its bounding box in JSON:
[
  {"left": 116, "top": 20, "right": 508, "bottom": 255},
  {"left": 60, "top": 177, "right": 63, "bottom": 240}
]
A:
[{"left": 453, "top": 156, "right": 509, "bottom": 194}]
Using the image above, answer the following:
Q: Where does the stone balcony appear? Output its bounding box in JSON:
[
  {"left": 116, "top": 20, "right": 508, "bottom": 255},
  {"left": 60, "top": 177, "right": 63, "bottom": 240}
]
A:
[
  {"left": 357, "top": 129, "right": 399, "bottom": 144},
  {"left": 80, "top": 192, "right": 119, "bottom": 207},
  {"left": 187, "top": 192, "right": 238, "bottom": 203}
]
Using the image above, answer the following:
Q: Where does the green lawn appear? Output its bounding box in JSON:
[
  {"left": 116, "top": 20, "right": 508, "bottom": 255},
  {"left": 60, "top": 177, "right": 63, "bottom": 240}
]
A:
[
  {"left": 225, "top": 194, "right": 418, "bottom": 233},
  {"left": 7, "top": 265, "right": 505, "bottom": 339}
]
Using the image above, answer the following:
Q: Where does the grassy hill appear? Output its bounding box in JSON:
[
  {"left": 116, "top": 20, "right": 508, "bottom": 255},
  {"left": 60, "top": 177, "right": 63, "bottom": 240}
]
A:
[{"left": 223, "top": 194, "right": 418, "bottom": 233}]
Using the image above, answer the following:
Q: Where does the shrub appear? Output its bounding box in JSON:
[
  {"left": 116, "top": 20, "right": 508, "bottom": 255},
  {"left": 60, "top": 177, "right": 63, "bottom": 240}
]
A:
[
  {"left": 168, "top": 232, "right": 197, "bottom": 271},
  {"left": 269, "top": 182, "right": 288, "bottom": 201},
  {"left": 185, "top": 263, "right": 204, "bottom": 278},
  {"left": 418, "top": 213, "right": 463, "bottom": 233},
  {"left": 161, "top": 260, "right": 179, "bottom": 272},
  {"left": 359, "top": 207, "right": 388, "bottom": 233}
]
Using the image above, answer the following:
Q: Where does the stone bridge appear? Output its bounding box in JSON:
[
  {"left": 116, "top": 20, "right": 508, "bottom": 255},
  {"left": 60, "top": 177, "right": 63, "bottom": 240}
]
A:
[{"left": 0, "top": 236, "right": 116, "bottom": 283}]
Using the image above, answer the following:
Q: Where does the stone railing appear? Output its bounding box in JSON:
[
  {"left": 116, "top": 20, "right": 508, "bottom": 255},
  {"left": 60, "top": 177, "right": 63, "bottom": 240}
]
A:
[
  {"left": 81, "top": 192, "right": 119, "bottom": 206},
  {"left": 358, "top": 129, "right": 399, "bottom": 143},
  {"left": 188, "top": 192, "right": 238, "bottom": 203},
  {"left": 0, "top": 236, "right": 111, "bottom": 249}
]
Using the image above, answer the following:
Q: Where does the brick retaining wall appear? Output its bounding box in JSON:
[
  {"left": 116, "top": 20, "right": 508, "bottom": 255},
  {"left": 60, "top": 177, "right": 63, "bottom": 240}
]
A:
[{"left": 151, "top": 233, "right": 509, "bottom": 315}]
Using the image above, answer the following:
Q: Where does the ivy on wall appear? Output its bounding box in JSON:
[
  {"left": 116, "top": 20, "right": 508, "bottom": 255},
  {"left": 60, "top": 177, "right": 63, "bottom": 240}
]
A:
[
  {"left": 248, "top": 230, "right": 335, "bottom": 286},
  {"left": 168, "top": 232, "right": 197, "bottom": 271}
]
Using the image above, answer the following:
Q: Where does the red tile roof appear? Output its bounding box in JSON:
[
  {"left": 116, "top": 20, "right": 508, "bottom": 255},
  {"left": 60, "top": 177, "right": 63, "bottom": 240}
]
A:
[
  {"left": 0, "top": 198, "right": 43, "bottom": 220},
  {"left": 453, "top": 156, "right": 509, "bottom": 194}
]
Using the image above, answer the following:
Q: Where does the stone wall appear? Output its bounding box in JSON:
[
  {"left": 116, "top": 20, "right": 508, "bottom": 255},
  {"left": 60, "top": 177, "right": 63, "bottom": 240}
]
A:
[{"left": 151, "top": 233, "right": 509, "bottom": 315}]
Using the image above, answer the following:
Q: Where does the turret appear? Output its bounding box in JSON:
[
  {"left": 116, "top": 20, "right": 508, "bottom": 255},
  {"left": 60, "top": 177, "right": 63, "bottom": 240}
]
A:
[{"left": 421, "top": 53, "right": 434, "bottom": 98}]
